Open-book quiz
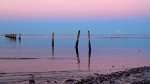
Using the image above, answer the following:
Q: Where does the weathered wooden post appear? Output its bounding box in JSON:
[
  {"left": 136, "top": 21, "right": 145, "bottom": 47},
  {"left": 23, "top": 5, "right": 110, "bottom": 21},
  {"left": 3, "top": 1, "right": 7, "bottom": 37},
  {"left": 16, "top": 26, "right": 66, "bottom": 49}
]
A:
[
  {"left": 75, "top": 30, "right": 80, "bottom": 49},
  {"left": 88, "top": 31, "right": 91, "bottom": 50},
  {"left": 51, "top": 32, "right": 55, "bottom": 58},
  {"left": 5, "top": 34, "right": 17, "bottom": 39},
  {"left": 88, "top": 31, "right": 91, "bottom": 70},
  {"left": 18, "top": 34, "right": 21, "bottom": 40},
  {"left": 52, "top": 32, "right": 54, "bottom": 48},
  {"left": 18, "top": 34, "right": 21, "bottom": 48},
  {"left": 75, "top": 30, "right": 80, "bottom": 70}
]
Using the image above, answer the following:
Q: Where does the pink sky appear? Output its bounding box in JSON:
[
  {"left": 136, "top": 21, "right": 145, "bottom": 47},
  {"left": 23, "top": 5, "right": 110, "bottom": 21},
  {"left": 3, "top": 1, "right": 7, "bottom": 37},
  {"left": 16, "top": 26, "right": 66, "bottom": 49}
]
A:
[{"left": 0, "top": 0, "right": 150, "bottom": 20}]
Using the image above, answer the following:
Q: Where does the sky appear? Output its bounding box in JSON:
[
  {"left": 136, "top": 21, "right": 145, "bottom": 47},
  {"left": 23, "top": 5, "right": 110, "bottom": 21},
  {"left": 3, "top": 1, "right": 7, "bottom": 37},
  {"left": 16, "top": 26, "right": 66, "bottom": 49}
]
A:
[{"left": 0, "top": 0, "right": 150, "bottom": 35}]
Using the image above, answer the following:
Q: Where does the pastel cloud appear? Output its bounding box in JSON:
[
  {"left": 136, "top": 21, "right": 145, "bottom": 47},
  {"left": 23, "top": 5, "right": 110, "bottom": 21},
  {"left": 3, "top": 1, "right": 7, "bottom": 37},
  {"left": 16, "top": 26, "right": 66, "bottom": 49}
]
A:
[{"left": 0, "top": 0, "right": 150, "bottom": 19}]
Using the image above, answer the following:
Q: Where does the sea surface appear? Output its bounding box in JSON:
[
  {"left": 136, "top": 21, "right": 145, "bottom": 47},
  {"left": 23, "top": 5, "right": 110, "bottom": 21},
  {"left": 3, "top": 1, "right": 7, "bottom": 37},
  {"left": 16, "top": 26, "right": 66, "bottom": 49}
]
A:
[{"left": 0, "top": 35, "right": 150, "bottom": 73}]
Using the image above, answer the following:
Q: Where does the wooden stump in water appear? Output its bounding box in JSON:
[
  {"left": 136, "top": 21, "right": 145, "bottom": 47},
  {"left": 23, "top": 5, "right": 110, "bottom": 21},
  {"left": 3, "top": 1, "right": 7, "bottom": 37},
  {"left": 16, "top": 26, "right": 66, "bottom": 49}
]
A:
[
  {"left": 18, "top": 34, "right": 21, "bottom": 40},
  {"left": 75, "top": 30, "right": 80, "bottom": 48},
  {"left": 88, "top": 31, "right": 91, "bottom": 70},
  {"left": 88, "top": 31, "right": 91, "bottom": 50},
  {"left": 52, "top": 32, "right": 54, "bottom": 48}
]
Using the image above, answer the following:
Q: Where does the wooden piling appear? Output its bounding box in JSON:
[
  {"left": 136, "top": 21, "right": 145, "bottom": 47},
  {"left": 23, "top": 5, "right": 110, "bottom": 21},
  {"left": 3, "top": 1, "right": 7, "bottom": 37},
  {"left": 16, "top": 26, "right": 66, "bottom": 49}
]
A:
[
  {"left": 88, "top": 31, "right": 91, "bottom": 50},
  {"left": 18, "top": 34, "right": 21, "bottom": 40},
  {"left": 88, "top": 31, "right": 90, "bottom": 41},
  {"left": 88, "top": 31, "right": 91, "bottom": 70},
  {"left": 52, "top": 32, "right": 54, "bottom": 48},
  {"left": 5, "top": 34, "right": 17, "bottom": 39},
  {"left": 75, "top": 30, "right": 80, "bottom": 48}
]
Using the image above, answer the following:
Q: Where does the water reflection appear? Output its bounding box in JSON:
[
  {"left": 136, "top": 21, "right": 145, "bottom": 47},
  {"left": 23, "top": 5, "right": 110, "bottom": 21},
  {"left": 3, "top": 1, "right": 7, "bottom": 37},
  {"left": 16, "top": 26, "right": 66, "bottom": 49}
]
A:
[
  {"left": 75, "top": 48, "right": 80, "bottom": 70},
  {"left": 52, "top": 47, "right": 54, "bottom": 59},
  {"left": 5, "top": 37, "right": 17, "bottom": 48},
  {"left": 18, "top": 36, "right": 21, "bottom": 49},
  {"left": 88, "top": 40, "right": 92, "bottom": 71},
  {"left": 1, "top": 36, "right": 150, "bottom": 73}
]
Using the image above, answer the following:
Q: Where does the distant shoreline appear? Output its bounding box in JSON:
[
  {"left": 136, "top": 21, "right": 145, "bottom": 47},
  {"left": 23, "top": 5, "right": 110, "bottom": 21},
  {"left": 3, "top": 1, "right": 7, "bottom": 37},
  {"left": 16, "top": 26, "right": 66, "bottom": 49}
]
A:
[
  {"left": 96, "top": 36, "right": 150, "bottom": 38},
  {"left": 1, "top": 34, "right": 150, "bottom": 38}
]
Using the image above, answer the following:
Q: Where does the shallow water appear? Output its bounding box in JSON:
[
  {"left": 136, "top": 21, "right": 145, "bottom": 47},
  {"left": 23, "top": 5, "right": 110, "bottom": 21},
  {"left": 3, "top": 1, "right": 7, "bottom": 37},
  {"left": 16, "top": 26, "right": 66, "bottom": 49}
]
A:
[{"left": 0, "top": 35, "right": 150, "bottom": 73}]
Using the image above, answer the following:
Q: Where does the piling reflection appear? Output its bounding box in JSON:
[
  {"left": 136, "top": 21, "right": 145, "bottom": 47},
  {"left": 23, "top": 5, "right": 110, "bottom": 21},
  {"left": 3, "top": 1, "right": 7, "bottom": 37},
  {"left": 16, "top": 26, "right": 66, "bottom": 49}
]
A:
[
  {"left": 88, "top": 40, "right": 91, "bottom": 71},
  {"left": 10, "top": 37, "right": 17, "bottom": 42},
  {"left": 5, "top": 37, "right": 17, "bottom": 48},
  {"left": 52, "top": 47, "right": 54, "bottom": 58},
  {"left": 18, "top": 34, "right": 21, "bottom": 49},
  {"left": 75, "top": 48, "right": 80, "bottom": 70},
  {"left": 18, "top": 35, "right": 22, "bottom": 57}
]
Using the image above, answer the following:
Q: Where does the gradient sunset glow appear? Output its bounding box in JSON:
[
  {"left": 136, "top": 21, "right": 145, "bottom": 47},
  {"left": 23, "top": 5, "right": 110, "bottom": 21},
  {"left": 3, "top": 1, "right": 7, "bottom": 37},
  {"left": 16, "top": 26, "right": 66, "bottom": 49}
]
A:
[
  {"left": 0, "top": 0, "right": 150, "bottom": 35},
  {"left": 0, "top": 0, "right": 150, "bottom": 20}
]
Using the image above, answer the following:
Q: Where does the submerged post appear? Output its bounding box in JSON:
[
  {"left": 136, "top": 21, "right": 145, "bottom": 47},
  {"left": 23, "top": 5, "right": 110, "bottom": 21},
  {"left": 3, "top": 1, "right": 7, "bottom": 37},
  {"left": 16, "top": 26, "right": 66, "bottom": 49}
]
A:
[
  {"left": 75, "top": 30, "right": 80, "bottom": 48},
  {"left": 52, "top": 32, "right": 54, "bottom": 48}
]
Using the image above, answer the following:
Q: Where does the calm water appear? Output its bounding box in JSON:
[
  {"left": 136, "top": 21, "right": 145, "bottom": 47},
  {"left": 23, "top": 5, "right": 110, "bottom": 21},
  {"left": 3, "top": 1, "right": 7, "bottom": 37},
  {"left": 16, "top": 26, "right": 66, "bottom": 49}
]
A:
[{"left": 0, "top": 35, "right": 150, "bottom": 73}]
